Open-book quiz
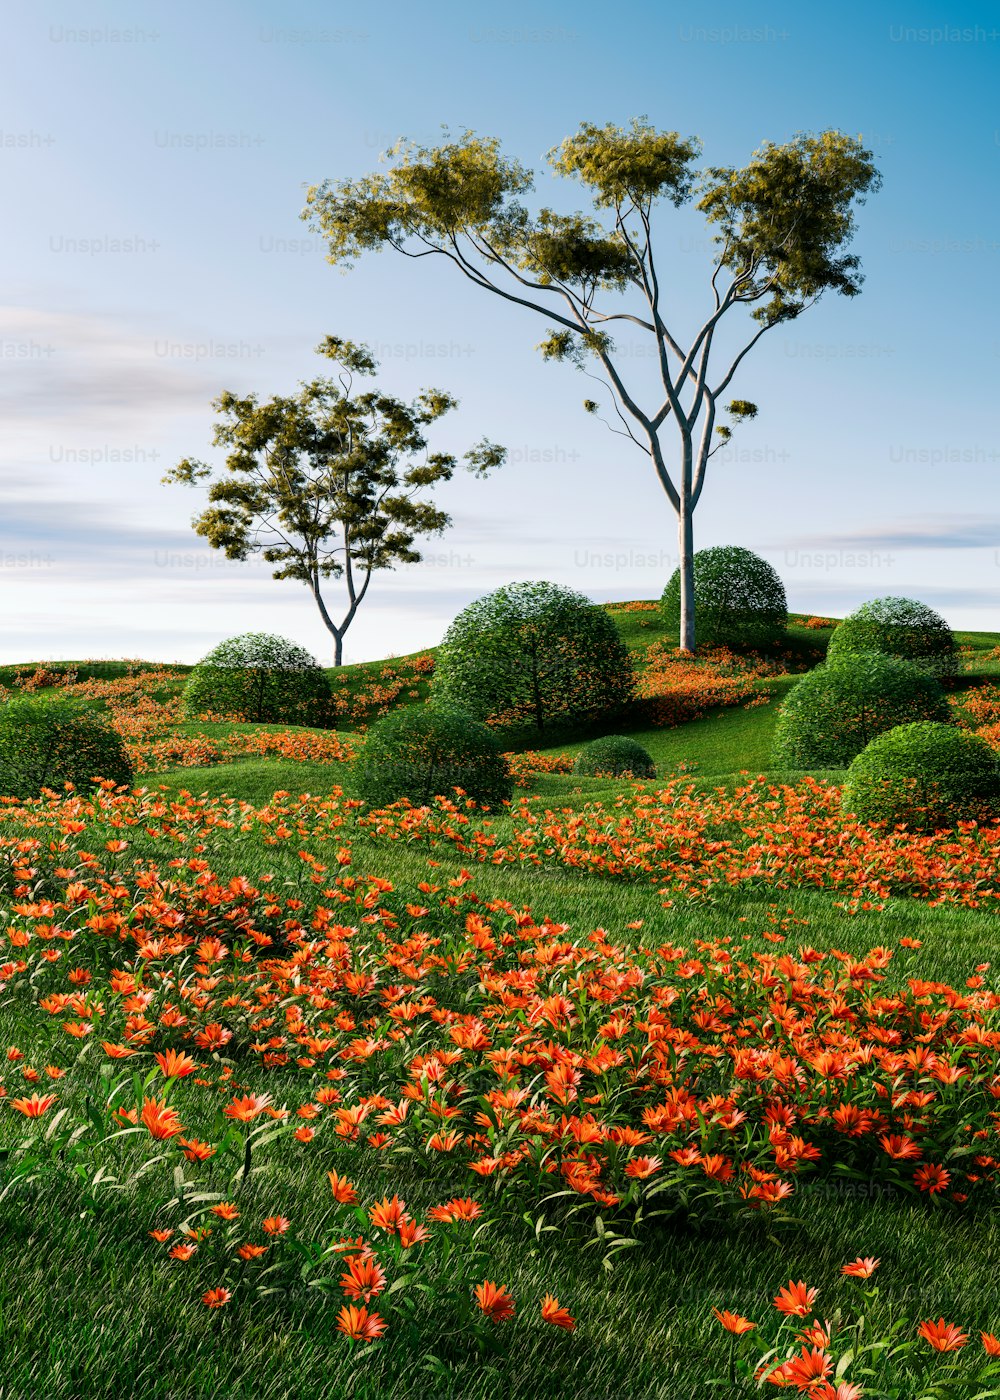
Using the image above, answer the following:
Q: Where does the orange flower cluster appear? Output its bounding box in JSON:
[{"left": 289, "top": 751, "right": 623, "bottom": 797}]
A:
[
  {"left": 126, "top": 727, "right": 357, "bottom": 773},
  {"left": 800, "top": 616, "right": 838, "bottom": 630},
  {"left": 713, "top": 1257, "right": 1000, "bottom": 1393},
  {"left": 633, "top": 642, "right": 776, "bottom": 727},
  {"left": 328, "top": 655, "right": 435, "bottom": 729},
  {"left": 351, "top": 776, "right": 1000, "bottom": 910},
  {"left": 27, "top": 668, "right": 188, "bottom": 741},
  {"left": 2, "top": 828, "right": 1000, "bottom": 1230},
  {"left": 148, "top": 1183, "right": 575, "bottom": 1341},
  {"left": 501, "top": 751, "right": 575, "bottom": 786}
]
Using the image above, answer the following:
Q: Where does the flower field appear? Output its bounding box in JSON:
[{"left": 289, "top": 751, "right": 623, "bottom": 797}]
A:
[{"left": 3, "top": 622, "right": 1000, "bottom": 1396}]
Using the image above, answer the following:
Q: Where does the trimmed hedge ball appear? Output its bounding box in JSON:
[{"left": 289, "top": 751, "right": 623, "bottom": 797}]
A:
[
  {"left": 182, "top": 633, "right": 332, "bottom": 725},
  {"left": 826, "top": 596, "right": 957, "bottom": 677},
  {"left": 0, "top": 696, "right": 133, "bottom": 799},
  {"left": 843, "top": 721, "right": 1000, "bottom": 832},
  {"left": 355, "top": 705, "right": 513, "bottom": 809},
  {"left": 434, "top": 582, "right": 634, "bottom": 738},
  {"left": 573, "top": 736, "right": 656, "bottom": 779},
  {"left": 660, "top": 545, "right": 787, "bottom": 650},
  {"left": 772, "top": 654, "right": 950, "bottom": 769}
]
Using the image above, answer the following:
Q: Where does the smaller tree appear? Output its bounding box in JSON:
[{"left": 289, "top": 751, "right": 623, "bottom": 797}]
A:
[
  {"left": 164, "top": 337, "right": 505, "bottom": 665},
  {"left": 661, "top": 545, "right": 786, "bottom": 650},
  {"left": 434, "top": 581, "right": 634, "bottom": 738}
]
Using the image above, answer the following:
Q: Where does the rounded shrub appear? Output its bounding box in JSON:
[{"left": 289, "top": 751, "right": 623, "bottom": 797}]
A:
[
  {"left": 182, "top": 633, "right": 332, "bottom": 725},
  {"left": 772, "top": 654, "right": 951, "bottom": 769},
  {"left": 826, "top": 596, "right": 957, "bottom": 677},
  {"left": 434, "top": 582, "right": 634, "bottom": 739},
  {"left": 844, "top": 721, "right": 1000, "bottom": 831},
  {"left": 355, "top": 705, "right": 512, "bottom": 809},
  {"left": 573, "top": 736, "right": 656, "bottom": 779},
  {"left": 660, "top": 546, "right": 787, "bottom": 650},
  {"left": 0, "top": 696, "right": 133, "bottom": 800}
]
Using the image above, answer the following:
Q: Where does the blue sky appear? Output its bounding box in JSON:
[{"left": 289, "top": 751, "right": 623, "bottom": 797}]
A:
[{"left": 3, "top": 0, "right": 999, "bottom": 664}]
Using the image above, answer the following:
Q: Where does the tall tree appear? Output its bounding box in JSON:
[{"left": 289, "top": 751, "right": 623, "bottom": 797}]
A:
[
  {"left": 305, "top": 122, "right": 880, "bottom": 650},
  {"left": 164, "top": 337, "right": 504, "bottom": 665}
]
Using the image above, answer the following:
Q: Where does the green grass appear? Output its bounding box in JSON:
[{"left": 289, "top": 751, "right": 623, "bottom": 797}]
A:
[{"left": 5, "top": 610, "right": 1000, "bottom": 1396}]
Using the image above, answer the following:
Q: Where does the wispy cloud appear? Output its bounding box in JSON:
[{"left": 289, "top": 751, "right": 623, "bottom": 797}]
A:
[
  {"left": 777, "top": 515, "right": 1000, "bottom": 550},
  {"left": 0, "top": 305, "right": 248, "bottom": 441}
]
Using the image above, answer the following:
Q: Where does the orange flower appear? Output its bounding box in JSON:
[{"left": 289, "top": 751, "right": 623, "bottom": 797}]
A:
[
  {"left": 336, "top": 1304, "right": 387, "bottom": 1342},
  {"left": 427, "top": 1130, "right": 461, "bottom": 1152},
  {"left": 541, "top": 1294, "right": 576, "bottom": 1331},
  {"left": 340, "top": 1254, "right": 387, "bottom": 1303},
  {"left": 475, "top": 1280, "right": 515, "bottom": 1323},
  {"left": 328, "top": 1170, "right": 359, "bottom": 1204},
  {"left": 782, "top": 1346, "right": 832, "bottom": 1389},
  {"left": 982, "top": 1332, "right": 1000, "bottom": 1358},
  {"left": 294, "top": 1126, "right": 315, "bottom": 1143},
  {"left": 797, "top": 1320, "right": 832, "bottom": 1348},
  {"left": 774, "top": 1280, "right": 819, "bottom": 1317},
  {"left": 202, "top": 1288, "right": 230, "bottom": 1308},
  {"left": 102, "top": 1042, "right": 137, "bottom": 1059},
  {"left": 223, "top": 1093, "right": 272, "bottom": 1122},
  {"left": 917, "top": 1318, "right": 968, "bottom": 1352},
  {"left": 149, "top": 1229, "right": 173, "bottom": 1243},
  {"left": 210, "top": 1203, "right": 240, "bottom": 1220},
  {"left": 154, "top": 1049, "right": 199, "bottom": 1079},
  {"left": 712, "top": 1308, "right": 756, "bottom": 1336},
  {"left": 10, "top": 1092, "right": 57, "bottom": 1117},
  {"left": 169, "top": 1244, "right": 196, "bottom": 1261},
  {"left": 841, "top": 1257, "right": 879, "bottom": 1279},
  {"left": 624, "top": 1155, "right": 663, "bottom": 1179},
  {"left": 141, "top": 1098, "right": 183, "bottom": 1140},
  {"left": 914, "top": 1163, "right": 951, "bottom": 1194},
  {"left": 237, "top": 1243, "right": 268, "bottom": 1261},
  {"left": 427, "top": 1198, "right": 482, "bottom": 1223},
  {"left": 879, "top": 1133, "right": 921, "bottom": 1161},
  {"left": 809, "top": 1382, "right": 864, "bottom": 1399},
  {"left": 397, "top": 1219, "right": 431, "bottom": 1249},
  {"left": 368, "top": 1195, "right": 409, "bottom": 1233},
  {"left": 261, "top": 1215, "right": 290, "bottom": 1235},
  {"left": 178, "top": 1137, "right": 216, "bottom": 1162}
]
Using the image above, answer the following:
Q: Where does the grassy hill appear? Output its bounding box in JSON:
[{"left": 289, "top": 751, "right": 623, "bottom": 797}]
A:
[{"left": 2, "top": 606, "right": 1000, "bottom": 1397}]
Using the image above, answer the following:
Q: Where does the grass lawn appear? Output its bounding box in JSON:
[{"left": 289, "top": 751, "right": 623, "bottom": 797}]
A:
[{"left": 1, "top": 609, "right": 1000, "bottom": 1397}]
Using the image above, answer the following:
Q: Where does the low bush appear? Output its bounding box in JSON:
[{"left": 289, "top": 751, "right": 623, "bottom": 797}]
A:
[
  {"left": 573, "top": 736, "right": 656, "bottom": 778},
  {"left": 434, "top": 582, "right": 634, "bottom": 739},
  {"left": 355, "top": 705, "right": 513, "bottom": 809},
  {"left": 826, "top": 596, "right": 957, "bottom": 676},
  {"left": 843, "top": 720, "right": 1000, "bottom": 831},
  {"left": 182, "top": 633, "right": 332, "bottom": 725},
  {"left": 772, "top": 654, "right": 950, "bottom": 768},
  {"left": 0, "top": 695, "right": 133, "bottom": 799}
]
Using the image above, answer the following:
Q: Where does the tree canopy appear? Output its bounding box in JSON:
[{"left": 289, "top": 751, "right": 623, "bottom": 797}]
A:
[
  {"left": 165, "top": 337, "right": 505, "bottom": 664},
  {"left": 305, "top": 121, "right": 880, "bottom": 649}
]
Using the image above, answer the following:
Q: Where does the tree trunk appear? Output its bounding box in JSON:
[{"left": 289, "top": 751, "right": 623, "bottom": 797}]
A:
[
  {"left": 333, "top": 633, "right": 343, "bottom": 667},
  {"left": 677, "top": 502, "right": 696, "bottom": 653}
]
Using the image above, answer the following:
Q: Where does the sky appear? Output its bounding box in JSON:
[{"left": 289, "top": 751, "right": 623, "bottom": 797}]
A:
[{"left": 2, "top": 0, "right": 999, "bottom": 665}]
